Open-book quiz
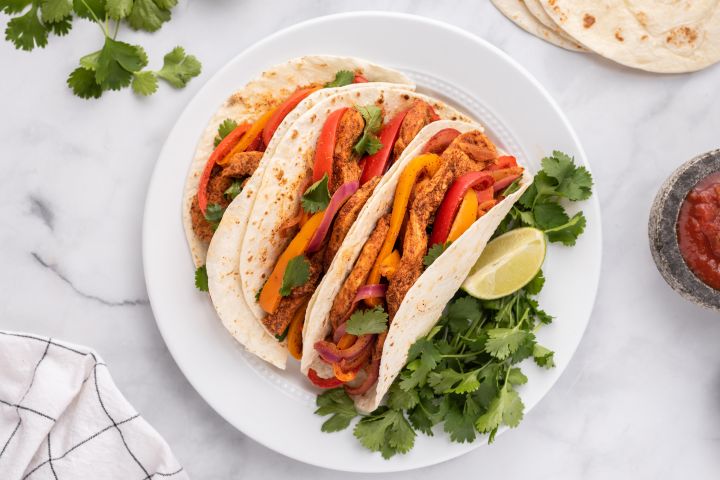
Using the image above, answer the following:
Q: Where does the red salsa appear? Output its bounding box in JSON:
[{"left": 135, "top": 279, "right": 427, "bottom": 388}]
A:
[{"left": 677, "top": 171, "right": 720, "bottom": 290}]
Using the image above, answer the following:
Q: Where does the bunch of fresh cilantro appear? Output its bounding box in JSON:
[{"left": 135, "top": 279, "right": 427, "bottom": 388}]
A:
[
  {"left": 314, "top": 151, "right": 593, "bottom": 458},
  {"left": 0, "top": 0, "right": 201, "bottom": 98}
]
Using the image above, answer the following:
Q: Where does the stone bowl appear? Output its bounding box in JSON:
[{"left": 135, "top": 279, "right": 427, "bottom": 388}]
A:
[{"left": 648, "top": 149, "right": 720, "bottom": 311}]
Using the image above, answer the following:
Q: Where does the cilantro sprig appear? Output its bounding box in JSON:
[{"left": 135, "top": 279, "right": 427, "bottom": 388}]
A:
[
  {"left": 498, "top": 151, "right": 593, "bottom": 246},
  {"left": 353, "top": 105, "right": 383, "bottom": 156},
  {"left": 1, "top": 0, "right": 201, "bottom": 99},
  {"left": 324, "top": 70, "right": 355, "bottom": 88}
]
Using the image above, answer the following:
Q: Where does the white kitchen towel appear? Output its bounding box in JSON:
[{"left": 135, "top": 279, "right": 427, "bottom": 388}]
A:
[{"left": 0, "top": 331, "right": 188, "bottom": 480}]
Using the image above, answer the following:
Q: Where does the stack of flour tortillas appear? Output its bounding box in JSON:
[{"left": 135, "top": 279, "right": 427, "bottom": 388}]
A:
[{"left": 491, "top": 0, "right": 720, "bottom": 73}]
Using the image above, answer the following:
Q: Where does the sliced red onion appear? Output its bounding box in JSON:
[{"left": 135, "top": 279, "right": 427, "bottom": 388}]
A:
[
  {"left": 332, "top": 322, "right": 347, "bottom": 344},
  {"left": 353, "top": 284, "right": 387, "bottom": 303},
  {"left": 344, "top": 358, "right": 380, "bottom": 396},
  {"left": 314, "top": 334, "right": 374, "bottom": 364},
  {"left": 493, "top": 174, "right": 521, "bottom": 192},
  {"left": 306, "top": 180, "right": 360, "bottom": 253}
]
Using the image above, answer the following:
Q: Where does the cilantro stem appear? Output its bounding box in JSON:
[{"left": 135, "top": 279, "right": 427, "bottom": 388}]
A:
[{"left": 79, "top": 0, "right": 109, "bottom": 37}]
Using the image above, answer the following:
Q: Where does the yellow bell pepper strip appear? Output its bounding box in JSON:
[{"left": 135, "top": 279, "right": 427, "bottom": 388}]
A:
[
  {"left": 378, "top": 250, "right": 401, "bottom": 279},
  {"left": 217, "top": 109, "right": 275, "bottom": 166},
  {"left": 337, "top": 333, "right": 357, "bottom": 350},
  {"left": 286, "top": 299, "right": 309, "bottom": 360},
  {"left": 447, "top": 190, "right": 479, "bottom": 242},
  {"left": 258, "top": 212, "right": 324, "bottom": 314},
  {"left": 365, "top": 153, "right": 443, "bottom": 306}
]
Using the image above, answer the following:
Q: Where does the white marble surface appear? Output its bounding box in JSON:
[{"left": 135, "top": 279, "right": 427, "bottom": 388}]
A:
[{"left": 1, "top": 1, "right": 719, "bottom": 478}]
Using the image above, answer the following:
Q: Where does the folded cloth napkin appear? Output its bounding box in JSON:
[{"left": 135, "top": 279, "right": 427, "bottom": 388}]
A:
[{"left": 0, "top": 331, "right": 188, "bottom": 480}]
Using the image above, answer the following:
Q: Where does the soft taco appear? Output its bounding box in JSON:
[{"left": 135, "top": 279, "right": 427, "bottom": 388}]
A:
[
  {"left": 183, "top": 56, "right": 413, "bottom": 270},
  {"left": 300, "top": 120, "right": 533, "bottom": 412},
  {"left": 209, "top": 87, "right": 471, "bottom": 369}
]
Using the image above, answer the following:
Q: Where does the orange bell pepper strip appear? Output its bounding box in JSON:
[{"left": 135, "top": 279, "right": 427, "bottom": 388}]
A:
[
  {"left": 337, "top": 333, "right": 356, "bottom": 350},
  {"left": 365, "top": 153, "right": 444, "bottom": 306},
  {"left": 197, "top": 123, "right": 250, "bottom": 214},
  {"left": 217, "top": 109, "right": 275, "bottom": 166},
  {"left": 286, "top": 299, "right": 309, "bottom": 360},
  {"left": 262, "top": 87, "right": 320, "bottom": 147},
  {"left": 333, "top": 363, "right": 358, "bottom": 382},
  {"left": 258, "top": 212, "right": 324, "bottom": 314},
  {"left": 447, "top": 190, "right": 479, "bottom": 242},
  {"left": 378, "top": 250, "right": 401, "bottom": 279}
]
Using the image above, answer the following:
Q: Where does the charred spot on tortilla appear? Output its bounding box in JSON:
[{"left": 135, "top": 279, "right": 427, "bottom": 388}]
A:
[
  {"left": 291, "top": 130, "right": 299, "bottom": 140},
  {"left": 615, "top": 29, "right": 625, "bottom": 42},
  {"left": 583, "top": 14, "right": 596, "bottom": 29}
]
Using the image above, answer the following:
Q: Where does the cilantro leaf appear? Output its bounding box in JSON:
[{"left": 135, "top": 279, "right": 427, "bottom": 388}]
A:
[
  {"left": 204, "top": 203, "right": 224, "bottom": 227},
  {"left": 279, "top": 255, "right": 310, "bottom": 297},
  {"left": 215, "top": 118, "right": 238, "bottom": 147},
  {"left": 387, "top": 382, "right": 419, "bottom": 411},
  {"left": 126, "top": 0, "right": 171, "bottom": 32},
  {"left": 300, "top": 173, "right": 330, "bottom": 213},
  {"left": 314, "top": 388, "right": 358, "bottom": 432},
  {"left": 156, "top": 46, "right": 201, "bottom": 88},
  {"left": 484, "top": 328, "right": 534, "bottom": 360},
  {"left": 224, "top": 180, "right": 243, "bottom": 200},
  {"left": 353, "top": 105, "right": 383, "bottom": 156},
  {"left": 106, "top": 0, "right": 132, "bottom": 18},
  {"left": 324, "top": 70, "right": 355, "bottom": 88},
  {"left": 428, "top": 369, "right": 480, "bottom": 394},
  {"left": 507, "top": 367, "right": 527, "bottom": 386},
  {"left": 131, "top": 70, "right": 158, "bottom": 96},
  {"left": 446, "top": 296, "right": 482, "bottom": 333},
  {"left": 542, "top": 151, "right": 593, "bottom": 201},
  {"left": 67, "top": 67, "right": 103, "bottom": 99},
  {"left": 533, "top": 344, "right": 555, "bottom": 369},
  {"left": 524, "top": 269, "right": 545, "bottom": 295},
  {"left": 95, "top": 37, "right": 148, "bottom": 90},
  {"left": 1, "top": 0, "right": 32, "bottom": 14},
  {"left": 345, "top": 306, "right": 388, "bottom": 335},
  {"left": 194, "top": 265, "right": 208, "bottom": 292},
  {"left": 46, "top": 15, "right": 70, "bottom": 35},
  {"left": 5, "top": 3, "right": 48, "bottom": 51},
  {"left": 475, "top": 385, "right": 524, "bottom": 435},
  {"left": 423, "top": 241, "right": 450, "bottom": 267},
  {"left": 354, "top": 408, "right": 415, "bottom": 459},
  {"left": 444, "top": 396, "right": 480, "bottom": 443},
  {"left": 41, "top": 0, "right": 72, "bottom": 23},
  {"left": 400, "top": 338, "right": 441, "bottom": 391},
  {"left": 545, "top": 212, "right": 586, "bottom": 246}
]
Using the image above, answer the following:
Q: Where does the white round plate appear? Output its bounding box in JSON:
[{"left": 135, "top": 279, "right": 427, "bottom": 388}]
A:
[{"left": 143, "top": 12, "right": 601, "bottom": 473}]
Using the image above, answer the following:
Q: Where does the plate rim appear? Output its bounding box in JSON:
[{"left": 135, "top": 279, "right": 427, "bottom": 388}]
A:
[{"left": 142, "top": 10, "right": 603, "bottom": 472}]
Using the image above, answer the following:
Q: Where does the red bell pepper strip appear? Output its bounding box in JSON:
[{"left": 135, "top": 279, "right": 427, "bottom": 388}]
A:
[
  {"left": 422, "top": 128, "right": 461, "bottom": 155},
  {"left": 353, "top": 74, "right": 369, "bottom": 83},
  {"left": 359, "top": 109, "right": 409, "bottom": 184},
  {"left": 487, "top": 155, "right": 518, "bottom": 171},
  {"left": 313, "top": 108, "right": 348, "bottom": 183},
  {"left": 197, "top": 123, "right": 250, "bottom": 215},
  {"left": 262, "top": 87, "right": 320, "bottom": 148},
  {"left": 307, "top": 368, "right": 344, "bottom": 388},
  {"left": 429, "top": 171, "right": 495, "bottom": 246}
]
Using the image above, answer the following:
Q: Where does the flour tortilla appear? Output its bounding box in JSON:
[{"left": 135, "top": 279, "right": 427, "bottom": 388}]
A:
[
  {"left": 239, "top": 90, "right": 471, "bottom": 329},
  {"left": 491, "top": 0, "right": 586, "bottom": 52},
  {"left": 538, "top": 0, "right": 720, "bottom": 73},
  {"left": 524, "top": 0, "right": 582, "bottom": 43},
  {"left": 183, "top": 56, "right": 413, "bottom": 269},
  {"left": 301, "top": 120, "right": 533, "bottom": 413}
]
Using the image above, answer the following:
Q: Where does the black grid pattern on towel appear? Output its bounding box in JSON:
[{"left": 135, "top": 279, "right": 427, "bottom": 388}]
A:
[{"left": 0, "top": 331, "right": 184, "bottom": 480}]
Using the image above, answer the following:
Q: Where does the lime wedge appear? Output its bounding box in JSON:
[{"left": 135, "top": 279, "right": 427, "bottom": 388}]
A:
[{"left": 462, "top": 227, "right": 546, "bottom": 300}]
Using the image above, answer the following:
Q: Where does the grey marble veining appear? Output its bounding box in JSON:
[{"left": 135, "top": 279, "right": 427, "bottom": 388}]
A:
[{"left": 1, "top": 1, "right": 719, "bottom": 478}]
